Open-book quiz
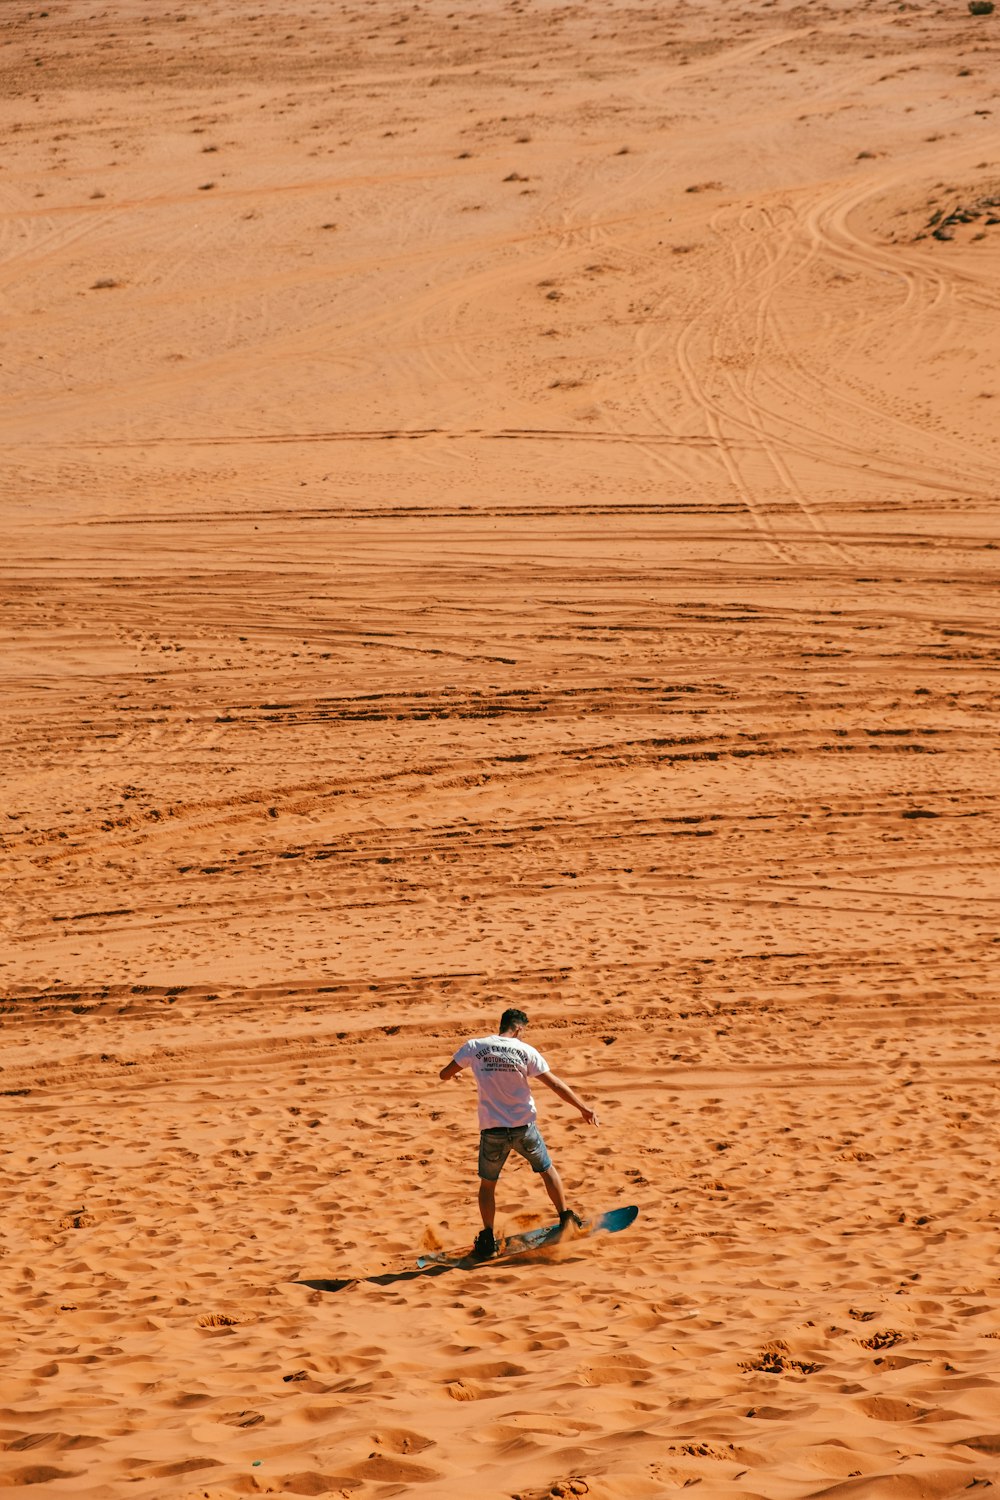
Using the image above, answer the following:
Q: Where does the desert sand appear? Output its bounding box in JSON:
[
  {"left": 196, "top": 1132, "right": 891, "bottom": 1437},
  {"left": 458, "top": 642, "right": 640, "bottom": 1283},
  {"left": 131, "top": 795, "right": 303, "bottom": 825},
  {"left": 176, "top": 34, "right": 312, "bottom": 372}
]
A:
[{"left": 2, "top": 0, "right": 1000, "bottom": 1495}]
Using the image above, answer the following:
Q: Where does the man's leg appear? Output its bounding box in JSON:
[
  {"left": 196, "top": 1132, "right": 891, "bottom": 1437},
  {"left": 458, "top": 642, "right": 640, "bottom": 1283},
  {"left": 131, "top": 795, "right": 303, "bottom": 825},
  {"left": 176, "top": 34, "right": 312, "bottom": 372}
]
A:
[
  {"left": 475, "top": 1132, "right": 512, "bottom": 1255},
  {"left": 472, "top": 1176, "right": 499, "bottom": 1260},
  {"left": 540, "top": 1164, "right": 567, "bottom": 1216},
  {"left": 478, "top": 1176, "right": 497, "bottom": 1229}
]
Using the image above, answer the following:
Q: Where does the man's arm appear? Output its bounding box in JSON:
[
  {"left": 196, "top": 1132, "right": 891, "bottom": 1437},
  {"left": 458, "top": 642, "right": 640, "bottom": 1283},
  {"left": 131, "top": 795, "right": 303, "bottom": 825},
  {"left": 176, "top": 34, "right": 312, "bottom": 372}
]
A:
[
  {"left": 538, "top": 1071, "right": 599, "bottom": 1126},
  {"left": 439, "top": 1059, "right": 462, "bottom": 1082}
]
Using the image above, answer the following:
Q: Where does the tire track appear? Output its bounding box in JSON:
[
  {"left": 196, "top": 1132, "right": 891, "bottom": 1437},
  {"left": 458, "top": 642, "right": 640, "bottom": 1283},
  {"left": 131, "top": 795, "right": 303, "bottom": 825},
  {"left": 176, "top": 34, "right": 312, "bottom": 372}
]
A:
[
  {"left": 710, "top": 202, "right": 857, "bottom": 564},
  {"left": 736, "top": 178, "right": 998, "bottom": 501}
]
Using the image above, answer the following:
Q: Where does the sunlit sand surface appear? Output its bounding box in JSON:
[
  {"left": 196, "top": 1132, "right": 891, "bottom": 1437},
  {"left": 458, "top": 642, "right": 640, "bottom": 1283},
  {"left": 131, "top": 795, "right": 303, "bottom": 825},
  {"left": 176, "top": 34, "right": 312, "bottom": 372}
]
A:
[{"left": 2, "top": 0, "right": 999, "bottom": 1494}]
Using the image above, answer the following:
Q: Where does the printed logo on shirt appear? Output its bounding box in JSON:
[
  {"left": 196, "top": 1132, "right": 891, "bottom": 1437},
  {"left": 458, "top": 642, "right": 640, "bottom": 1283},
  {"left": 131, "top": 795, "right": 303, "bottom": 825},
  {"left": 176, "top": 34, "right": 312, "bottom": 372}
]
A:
[{"left": 479, "top": 1045, "right": 523, "bottom": 1074}]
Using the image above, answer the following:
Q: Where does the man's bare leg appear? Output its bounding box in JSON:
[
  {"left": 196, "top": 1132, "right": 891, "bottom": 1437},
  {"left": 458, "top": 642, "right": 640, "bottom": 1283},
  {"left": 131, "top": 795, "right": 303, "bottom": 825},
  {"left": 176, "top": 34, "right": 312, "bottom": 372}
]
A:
[
  {"left": 478, "top": 1177, "right": 497, "bottom": 1229},
  {"left": 540, "top": 1164, "right": 568, "bottom": 1216}
]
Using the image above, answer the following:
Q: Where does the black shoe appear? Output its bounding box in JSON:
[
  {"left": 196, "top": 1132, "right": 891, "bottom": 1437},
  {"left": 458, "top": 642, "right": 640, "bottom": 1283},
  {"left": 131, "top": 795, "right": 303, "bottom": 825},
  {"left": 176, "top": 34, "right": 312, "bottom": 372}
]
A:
[
  {"left": 472, "top": 1227, "right": 496, "bottom": 1260},
  {"left": 559, "top": 1209, "right": 584, "bottom": 1232}
]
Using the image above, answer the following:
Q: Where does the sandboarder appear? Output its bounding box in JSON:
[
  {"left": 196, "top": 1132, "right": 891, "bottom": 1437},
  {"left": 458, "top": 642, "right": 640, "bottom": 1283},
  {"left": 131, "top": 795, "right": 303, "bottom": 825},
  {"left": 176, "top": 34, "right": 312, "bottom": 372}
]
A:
[{"left": 439, "top": 1007, "right": 599, "bottom": 1259}]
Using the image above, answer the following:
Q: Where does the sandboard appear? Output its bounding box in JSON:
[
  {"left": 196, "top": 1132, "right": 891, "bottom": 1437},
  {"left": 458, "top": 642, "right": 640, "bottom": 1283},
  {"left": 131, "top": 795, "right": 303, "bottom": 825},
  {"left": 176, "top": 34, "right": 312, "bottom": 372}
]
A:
[{"left": 417, "top": 1203, "right": 638, "bottom": 1269}]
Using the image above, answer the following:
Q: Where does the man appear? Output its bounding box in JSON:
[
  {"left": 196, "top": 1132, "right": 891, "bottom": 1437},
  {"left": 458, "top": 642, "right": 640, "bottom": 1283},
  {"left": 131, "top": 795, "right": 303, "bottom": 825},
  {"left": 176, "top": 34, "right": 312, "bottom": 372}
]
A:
[{"left": 439, "top": 1006, "right": 599, "bottom": 1259}]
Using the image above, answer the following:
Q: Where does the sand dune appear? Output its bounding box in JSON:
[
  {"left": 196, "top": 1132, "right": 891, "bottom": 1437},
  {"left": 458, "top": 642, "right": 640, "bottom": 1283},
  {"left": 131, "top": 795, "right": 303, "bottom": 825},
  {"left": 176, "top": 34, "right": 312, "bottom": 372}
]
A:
[{"left": 2, "top": 0, "right": 999, "bottom": 1494}]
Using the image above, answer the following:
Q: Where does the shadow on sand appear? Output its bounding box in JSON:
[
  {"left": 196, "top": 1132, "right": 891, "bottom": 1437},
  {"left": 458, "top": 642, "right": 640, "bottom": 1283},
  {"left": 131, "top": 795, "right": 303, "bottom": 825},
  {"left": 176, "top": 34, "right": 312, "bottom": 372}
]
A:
[
  {"left": 295, "top": 1261, "right": 464, "bottom": 1294},
  {"left": 294, "top": 1241, "right": 588, "bottom": 1293}
]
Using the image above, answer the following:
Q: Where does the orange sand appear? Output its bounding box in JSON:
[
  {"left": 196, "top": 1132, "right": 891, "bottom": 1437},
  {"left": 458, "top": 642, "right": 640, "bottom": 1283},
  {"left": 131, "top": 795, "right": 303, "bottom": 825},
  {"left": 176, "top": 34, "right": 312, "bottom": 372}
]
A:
[{"left": 2, "top": 0, "right": 1000, "bottom": 1495}]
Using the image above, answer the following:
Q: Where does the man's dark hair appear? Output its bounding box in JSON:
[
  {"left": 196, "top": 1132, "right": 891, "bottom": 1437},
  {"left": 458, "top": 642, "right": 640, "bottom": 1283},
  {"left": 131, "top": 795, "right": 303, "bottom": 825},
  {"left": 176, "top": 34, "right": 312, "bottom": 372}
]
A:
[{"left": 499, "top": 1008, "right": 528, "bottom": 1034}]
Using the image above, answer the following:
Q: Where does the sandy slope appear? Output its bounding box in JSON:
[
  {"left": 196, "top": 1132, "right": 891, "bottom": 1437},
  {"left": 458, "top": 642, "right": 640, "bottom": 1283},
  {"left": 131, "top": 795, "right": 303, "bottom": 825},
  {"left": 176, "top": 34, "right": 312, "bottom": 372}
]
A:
[{"left": 2, "top": 0, "right": 1000, "bottom": 1495}]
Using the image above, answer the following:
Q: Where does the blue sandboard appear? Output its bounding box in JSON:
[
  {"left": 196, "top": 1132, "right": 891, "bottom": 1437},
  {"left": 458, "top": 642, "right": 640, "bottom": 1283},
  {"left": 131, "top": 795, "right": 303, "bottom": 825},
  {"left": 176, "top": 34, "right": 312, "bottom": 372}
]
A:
[{"left": 417, "top": 1204, "right": 638, "bottom": 1269}]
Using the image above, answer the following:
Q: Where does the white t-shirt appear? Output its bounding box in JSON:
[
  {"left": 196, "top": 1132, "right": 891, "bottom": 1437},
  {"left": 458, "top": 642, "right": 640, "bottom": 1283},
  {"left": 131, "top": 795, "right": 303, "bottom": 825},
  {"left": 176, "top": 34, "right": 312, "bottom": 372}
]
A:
[{"left": 452, "top": 1034, "right": 550, "bottom": 1129}]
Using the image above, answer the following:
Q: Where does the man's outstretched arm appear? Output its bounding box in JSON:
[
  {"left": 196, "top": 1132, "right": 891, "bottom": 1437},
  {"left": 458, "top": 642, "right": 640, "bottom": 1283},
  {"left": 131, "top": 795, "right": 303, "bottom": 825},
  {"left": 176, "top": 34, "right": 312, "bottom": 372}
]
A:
[
  {"left": 439, "top": 1059, "right": 462, "bottom": 1082},
  {"left": 538, "top": 1071, "right": 599, "bottom": 1126}
]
